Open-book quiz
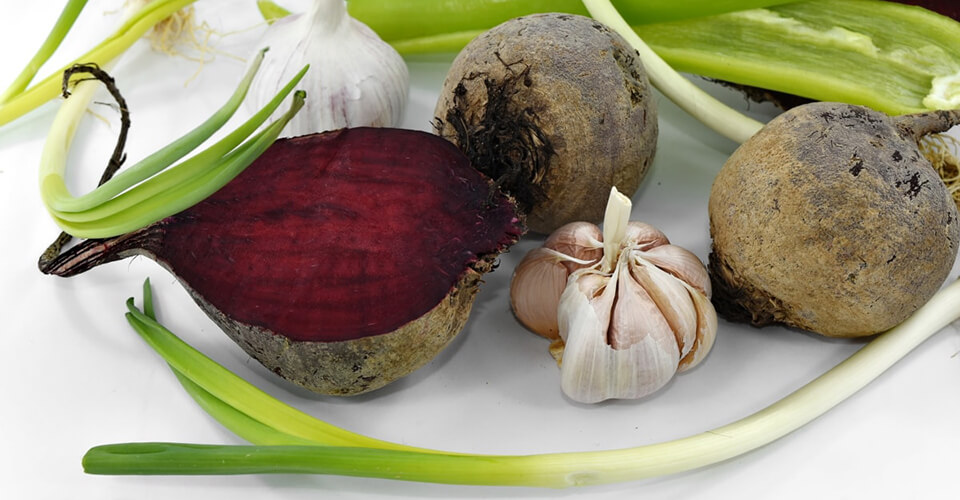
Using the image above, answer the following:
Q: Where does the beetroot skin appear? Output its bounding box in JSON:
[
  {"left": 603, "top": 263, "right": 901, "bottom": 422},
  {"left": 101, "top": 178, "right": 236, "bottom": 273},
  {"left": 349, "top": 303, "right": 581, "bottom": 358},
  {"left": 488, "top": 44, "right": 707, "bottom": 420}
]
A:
[{"left": 46, "top": 127, "right": 524, "bottom": 395}]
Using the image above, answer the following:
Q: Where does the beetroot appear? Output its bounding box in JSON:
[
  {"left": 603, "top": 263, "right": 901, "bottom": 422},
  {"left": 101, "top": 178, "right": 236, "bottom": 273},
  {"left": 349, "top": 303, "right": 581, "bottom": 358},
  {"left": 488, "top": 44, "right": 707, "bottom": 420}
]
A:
[
  {"left": 898, "top": 1, "right": 959, "bottom": 20},
  {"left": 44, "top": 127, "right": 524, "bottom": 395}
]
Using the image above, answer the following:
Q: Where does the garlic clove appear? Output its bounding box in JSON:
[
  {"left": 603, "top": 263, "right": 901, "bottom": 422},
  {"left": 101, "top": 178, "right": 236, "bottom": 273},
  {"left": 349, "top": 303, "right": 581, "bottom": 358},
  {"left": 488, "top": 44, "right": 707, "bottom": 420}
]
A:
[
  {"left": 638, "top": 244, "right": 712, "bottom": 297},
  {"left": 558, "top": 269, "right": 681, "bottom": 403},
  {"left": 556, "top": 280, "right": 610, "bottom": 403},
  {"left": 625, "top": 221, "right": 670, "bottom": 249},
  {"left": 543, "top": 221, "right": 603, "bottom": 274},
  {"left": 247, "top": 0, "right": 409, "bottom": 137},
  {"left": 510, "top": 248, "right": 572, "bottom": 340},
  {"left": 566, "top": 270, "right": 615, "bottom": 340},
  {"left": 678, "top": 285, "right": 719, "bottom": 372},
  {"left": 628, "top": 255, "right": 698, "bottom": 359},
  {"left": 557, "top": 261, "right": 681, "bottom": 403},
  {"left": 608, "top": 262, "right": 676, "bottom": 353}
]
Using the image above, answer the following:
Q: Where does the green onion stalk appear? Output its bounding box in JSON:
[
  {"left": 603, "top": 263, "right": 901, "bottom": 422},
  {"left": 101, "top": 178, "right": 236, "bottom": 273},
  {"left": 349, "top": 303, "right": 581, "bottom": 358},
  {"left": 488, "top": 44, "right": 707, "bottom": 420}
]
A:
[
  {"left": 38, "top": 48, "right": 308, "bottom": 240},
  {"left": 0, "top": 0, "right": 88, "bottom": 105},
  {"left": 81, "top": 276, "right": 960, "bottom": 485},
  {"left": 0, "top": 0, "right": 198, "bottom": 128}
]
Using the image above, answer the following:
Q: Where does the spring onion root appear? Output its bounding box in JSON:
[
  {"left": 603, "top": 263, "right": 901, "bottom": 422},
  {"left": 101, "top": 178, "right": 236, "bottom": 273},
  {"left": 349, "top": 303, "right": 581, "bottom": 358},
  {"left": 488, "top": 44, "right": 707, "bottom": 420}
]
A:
[{"left": 83, "top": 278, "right": 960, "bottom": 486}]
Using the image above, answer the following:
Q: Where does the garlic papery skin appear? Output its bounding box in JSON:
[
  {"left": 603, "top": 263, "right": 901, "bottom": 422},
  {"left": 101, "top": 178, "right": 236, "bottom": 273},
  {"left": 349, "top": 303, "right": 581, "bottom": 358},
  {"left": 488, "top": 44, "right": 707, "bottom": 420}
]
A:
[
  {"left": 511, "top": 187, "right": 718, "bottom": 403},
  {"left": 247, "top": 0, "right": 409, "bottom": 137},
  {"left": 510, "top": 225, "right": 603, "bottom": 339}
]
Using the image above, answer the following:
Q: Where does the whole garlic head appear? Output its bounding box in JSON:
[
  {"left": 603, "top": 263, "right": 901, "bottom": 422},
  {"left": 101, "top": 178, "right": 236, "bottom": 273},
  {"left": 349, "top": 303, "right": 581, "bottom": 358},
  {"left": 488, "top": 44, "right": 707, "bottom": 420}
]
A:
[
  {"left": 248, "top": 0, "right": 409, "bottom": 137},
  {"left": 510, "top": 188, "right": 717, "bottom": 403}
]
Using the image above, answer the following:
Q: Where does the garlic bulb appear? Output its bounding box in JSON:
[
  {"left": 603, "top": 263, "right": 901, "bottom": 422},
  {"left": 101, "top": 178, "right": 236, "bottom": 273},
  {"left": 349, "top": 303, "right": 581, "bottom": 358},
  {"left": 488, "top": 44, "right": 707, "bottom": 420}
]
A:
[
  {"left": 510, "top": 188, "right": 717, "bottom": 403},
  {"left": 247, "top": 0, "right": 409, "bottom": 137}
]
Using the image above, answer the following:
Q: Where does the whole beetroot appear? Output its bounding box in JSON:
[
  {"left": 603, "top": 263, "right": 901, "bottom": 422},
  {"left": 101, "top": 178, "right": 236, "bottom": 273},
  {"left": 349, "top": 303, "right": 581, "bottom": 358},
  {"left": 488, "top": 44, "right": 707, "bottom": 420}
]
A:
[
  {"left": 434, "top": 13, "right": 658, "bottom": 234},
  {"left": 709, "top": 102, "right": 960, "bottom": 337}
]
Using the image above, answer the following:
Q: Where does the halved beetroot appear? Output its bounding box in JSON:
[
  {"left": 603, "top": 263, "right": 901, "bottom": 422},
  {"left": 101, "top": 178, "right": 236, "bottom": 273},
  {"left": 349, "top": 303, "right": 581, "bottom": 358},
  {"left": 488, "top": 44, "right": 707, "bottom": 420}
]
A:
[{"left": 45, "top": 127, "right": 524, "bottom": 395}]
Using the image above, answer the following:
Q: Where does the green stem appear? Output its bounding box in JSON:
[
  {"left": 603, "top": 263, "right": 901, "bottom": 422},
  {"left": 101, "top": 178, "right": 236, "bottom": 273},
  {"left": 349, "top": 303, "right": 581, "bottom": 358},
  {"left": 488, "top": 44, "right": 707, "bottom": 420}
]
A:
[
  {"left": 140, "top": 280, "right": 308, "bottom": 446},
  {"left": 87, "top": 277, "right": 960, "bottom": 486},
  {"left": 121, "top": 293, "right": 442, "bottom": 454},
  {"left": 42, "top": 48, "right": 269, "bottom": 215},
  {"left": 83, "top": 444, "right": 561, "bottom": 486},
  {"left": 172, "top": 371, "right": 318, "bottom": 446},
  {"left": 47, "top": 64, "right": 308, "bottom": 226},
  {"left": 0, "top": 0, "right": 197, "bottom": 128},
  {"left": 39, "top": 55, "right": 308, "bottom": 239},
  {"left": 582, "top": 0, "right": 763, "bottom": 143},
  {"left": 0, "top": 0, "right": 88, "bottom": 105},
  {"left": 50, "top": 102, "right": 299, "bottom": 238}
]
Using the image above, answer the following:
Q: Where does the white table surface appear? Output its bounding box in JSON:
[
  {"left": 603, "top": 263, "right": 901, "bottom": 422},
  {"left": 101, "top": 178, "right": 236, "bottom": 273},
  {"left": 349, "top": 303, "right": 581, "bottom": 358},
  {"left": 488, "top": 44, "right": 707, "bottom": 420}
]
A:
[{"left": 1, "top": 2, "right": 958, "bottom": 499}]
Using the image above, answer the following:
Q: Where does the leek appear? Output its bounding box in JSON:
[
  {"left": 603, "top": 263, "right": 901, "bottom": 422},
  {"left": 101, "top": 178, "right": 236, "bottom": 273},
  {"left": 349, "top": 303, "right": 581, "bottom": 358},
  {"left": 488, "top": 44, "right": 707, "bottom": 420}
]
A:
[{"left": 82, "top": 278, "right": 960, "bottom": 486}]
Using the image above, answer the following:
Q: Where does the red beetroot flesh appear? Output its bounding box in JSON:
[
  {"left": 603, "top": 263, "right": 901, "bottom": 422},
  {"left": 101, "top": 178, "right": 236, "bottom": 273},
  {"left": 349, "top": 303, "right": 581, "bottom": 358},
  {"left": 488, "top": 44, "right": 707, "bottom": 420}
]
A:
[
  {"left": 162, "top": 128, "right": 521, "bottom": 341},
  {"left": 898, "top": 1, "right": 959, "bottom": 20},
  {"left": 50, "top": 128, "right": 523, "bottom": 343}
]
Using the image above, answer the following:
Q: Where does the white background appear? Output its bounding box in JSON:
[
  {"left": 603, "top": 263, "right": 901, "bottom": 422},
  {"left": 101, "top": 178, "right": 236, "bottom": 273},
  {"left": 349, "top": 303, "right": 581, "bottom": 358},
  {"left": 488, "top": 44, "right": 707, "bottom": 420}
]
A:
[{"left": 1, "top": 1, "right": 958, "bottom": 499}]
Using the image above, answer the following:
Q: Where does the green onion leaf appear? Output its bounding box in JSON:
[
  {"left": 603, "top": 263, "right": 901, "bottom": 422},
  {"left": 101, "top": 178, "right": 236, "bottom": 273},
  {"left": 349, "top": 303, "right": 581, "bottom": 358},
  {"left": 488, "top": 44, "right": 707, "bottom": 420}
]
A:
[
  {"left": 122, "top": 280, "right": 439, "bottom": 453},
  {"left": 0, "top": 0, "right": 198, "bottom": 128},
  {"left": 38, "top": 54, "right": 308, "bottom": 239},
  {"left": 85, "top": 278, "right": 960, "bottom": 486},
  {"left": 45, "top": 48, "right": 272, "bottom": 215},
  {"left": 0, "top": 0, "right": 88, "bottom": 105}
]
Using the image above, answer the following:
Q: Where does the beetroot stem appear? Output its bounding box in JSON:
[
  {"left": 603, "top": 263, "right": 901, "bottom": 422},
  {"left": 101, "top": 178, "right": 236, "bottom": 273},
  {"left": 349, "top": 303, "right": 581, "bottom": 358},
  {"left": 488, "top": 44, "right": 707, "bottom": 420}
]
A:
[
  {"left": 894, "top": 109, "right": 960, "bottom": 140},
  {"left": 39, "top": 63, "right": 132, "bottom": 273}
]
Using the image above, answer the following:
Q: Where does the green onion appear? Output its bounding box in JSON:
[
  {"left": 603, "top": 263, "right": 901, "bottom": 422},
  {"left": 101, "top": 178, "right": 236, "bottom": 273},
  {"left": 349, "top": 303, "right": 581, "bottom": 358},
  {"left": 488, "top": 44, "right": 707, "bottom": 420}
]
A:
[
  {"left": 0, "top": 0, "right": 88, "bottom": 105},
  {"left": 136, "top": 279, "right": 314, "bottom": 447},
  {"left": 44, "top": 48, "right": 267, "bottom": 214},
  {"left": 0, "top": 0, "right": 197, "bottom": 128},
  {"left": 83, "top": 277, "right": 960, "bottom": 486},
  {"left": 121, "top": 283, "right": 444, "bottom": 453},
  {"left": 37, "top": 49, "right": 309, "bottom": 239}
]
